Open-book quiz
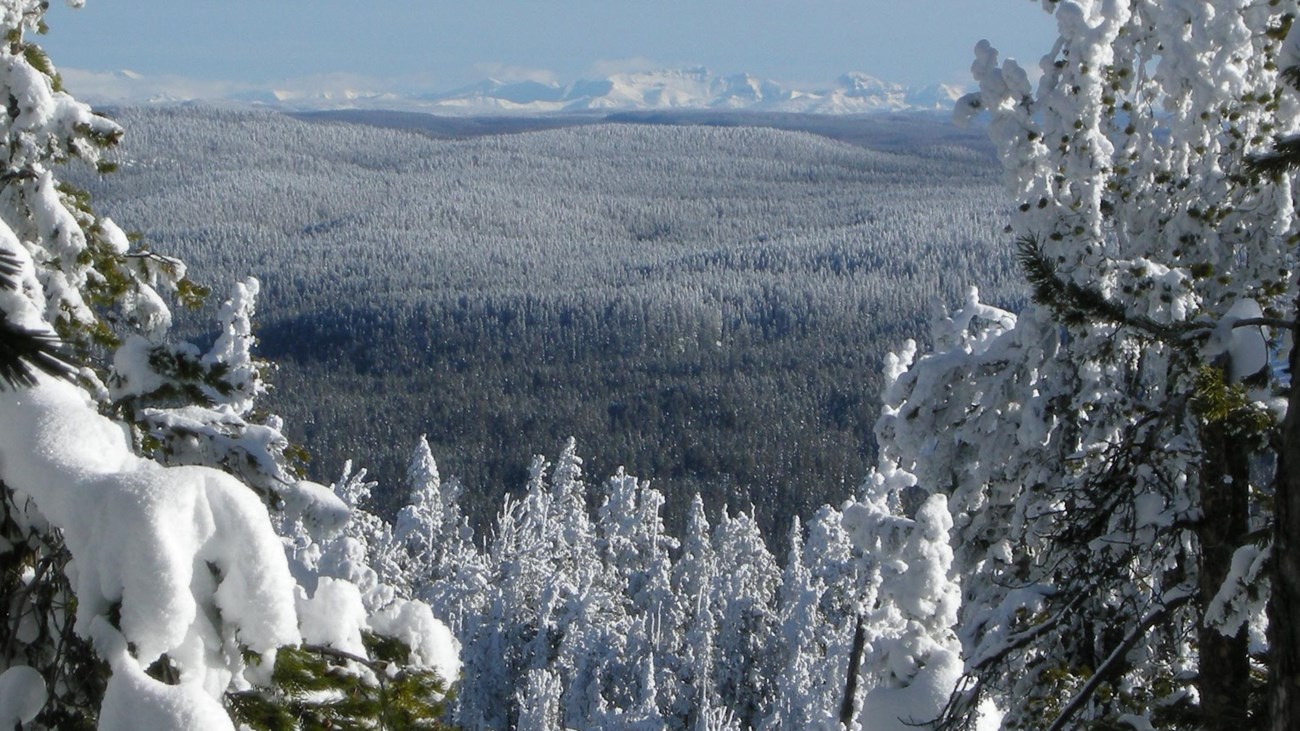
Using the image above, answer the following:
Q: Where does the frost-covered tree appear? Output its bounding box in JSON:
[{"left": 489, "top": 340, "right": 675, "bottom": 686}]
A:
[
  {"left": 549, "top": 437, "right": 601, "bottom": 585},
  {"left": 764, "top": 517, "right": 843, "bottom": 731},
  {"left": 516, "top": 668, "right": 564, "bottom": 731},
  {"left": 597, "top": 469, "right": 678, "bottom": 624},
  {"left": 669, "top": 494, "right": 721, "bottom": 730},
  {"left": 597, "top": 471, "right": 678, "bottom": 672},
  {"left": 452, "top": 447, "right": 828, "bottom": 730},
  {"left": 109, "top": 277, "right": 304, "bottom": 503},
  {"left": 457, "top": 444, "right": 611, "bottom": 730},
  {"left": 457, "top": 474, "right": 548, "bottom": 729},
  {"left": 307, "top": 462, "right": 405, "bottom": 609},
  {"left": 870, "top": 1, "right": 1300, "bottom": 728},
  {"left": 592, "top": 470, "right": 678, "bottom": 720},
  {"left": 0, "top": 2, "right": 299, "bottom": 725},
  {"left": 396, "top": 436, "right": 446, "bottom": 577},
  {"left": 845, "top": 484, "right": 962, "bottom": 731},
  {"left": 711, "top": 507, "right": 780, "bottom": 729},
  {"left": 395, "top": 436, "right": 484, "bottom": 635}
]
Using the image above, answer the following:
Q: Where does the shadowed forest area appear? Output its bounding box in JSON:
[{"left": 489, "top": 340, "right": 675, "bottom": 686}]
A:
[{"left": 72, "top": 107, "right": 1019, "bottom": 539}]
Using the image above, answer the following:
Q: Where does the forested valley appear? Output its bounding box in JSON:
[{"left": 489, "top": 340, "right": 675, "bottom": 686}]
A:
[{"left": 71, "top": 107, "right": 1019, "bottom": 539}]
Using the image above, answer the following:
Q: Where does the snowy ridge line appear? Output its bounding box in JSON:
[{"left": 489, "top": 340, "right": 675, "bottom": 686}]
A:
[{"left": 62, "top": 67, "right": 967, "bottom": 116}]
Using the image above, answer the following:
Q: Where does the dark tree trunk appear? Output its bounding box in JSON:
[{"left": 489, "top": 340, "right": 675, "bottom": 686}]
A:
[
  {"left": 1270, "top": 317, "right": 1300, "bottom": 730},
  {"left": 1198, "top": 412, "right": 1252, "bottom": 727},
  {"left": 841, "top": 613, "right": 866, "bottom": 726}
]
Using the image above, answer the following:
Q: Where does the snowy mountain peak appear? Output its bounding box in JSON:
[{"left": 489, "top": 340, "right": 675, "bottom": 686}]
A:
[
  {"left": 836, "top": 72, "right": 902, "bottom": 95},
  {"left": 904, "top": 83, "right": 967, "bottom": 110},
  {"left": 422, "top": 69, "right": 965, "bottom": 115}
]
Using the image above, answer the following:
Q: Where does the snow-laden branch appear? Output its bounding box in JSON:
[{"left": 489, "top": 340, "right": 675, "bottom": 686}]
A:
[{"left": 0, "top": 376, "right": 300, "bottom": 727}]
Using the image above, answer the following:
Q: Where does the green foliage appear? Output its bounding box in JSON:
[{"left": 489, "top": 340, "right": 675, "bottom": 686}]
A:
[
  {"left": 43, "top": 181, "right": 197, "bottom": 363},
  {"left": 21, "top": 43, "right": 51, "bottom": 77},
  {"left": 175, "top": 276, "right": 210, "bottom": 310},
  {"left": 0, "top": 252, "right": 74, "bottom": 387},
  {"left": 1244, "top": 133, "right": 1300, "bottom": 178},
  {"left": 1191, "top": 365, "right": 1275, "bottom": 438},
  {"left": 228, "top": 638, "right": 453, "bottom": 731}
]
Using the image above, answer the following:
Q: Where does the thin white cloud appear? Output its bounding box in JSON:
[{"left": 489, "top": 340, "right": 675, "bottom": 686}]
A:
[
  {"left": 57, "top": 68, "right": 448, "bottom": 107},
  {"left": 472, "top": 63, "right": 558, "bottom": 85},
  {"left": 59, "top": 68, "right": 250, "bottom": 104},
  {"left": 587, "top": 57, "right": 665, "bottom": 77}
]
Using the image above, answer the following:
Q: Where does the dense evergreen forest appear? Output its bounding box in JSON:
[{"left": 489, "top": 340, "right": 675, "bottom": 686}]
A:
[{"left": 71, "top": 107, "right": 1019, "bottom": 537}]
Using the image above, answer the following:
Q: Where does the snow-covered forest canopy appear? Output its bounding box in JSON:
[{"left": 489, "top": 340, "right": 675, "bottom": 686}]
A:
[
  {"left": 2, "top": 0, "right": 1300, "bottom": 729},
  {"left": 64, "top": 106, "right": 1019, "bottom": 537}
]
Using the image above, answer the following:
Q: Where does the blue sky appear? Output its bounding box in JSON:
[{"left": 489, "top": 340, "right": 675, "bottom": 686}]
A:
[{"left": 43, "top": 1, "right": 1057, "bottom": 99}]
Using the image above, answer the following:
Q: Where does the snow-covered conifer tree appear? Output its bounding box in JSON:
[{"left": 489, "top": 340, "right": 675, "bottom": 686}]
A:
[
  {"left": 516, "top": 667, "right": 564, "bottom": 731},
  {"left": 711, "top": 508, "right": 780, "bottom": 729},
  {"left": 669, "top": 494, "right": 720, "bottom": 730},
  {"left": 846, "top": 488, "right": 962, "bottom": 731},
  {"left": 109, "top": 277, "right": 307, "bottom": 505},
  {"left": 764, "top": 517, "right": 842, "bottom": 731},
  {"left": 457, "top": 486, "right": 543, "bottom": 729},
  {"left": 0, "top": 3, "right": 458, "bottom": 726},
  {"left": 549, "top": 437, "right": 601, "bottom": 586},
  {"left": 597, "top": 469, "right": 678, "bottom": 621},
  {"left": 396, "top": 435, "right": 447, "bottom": 585},
  {"left": 593, "top": 470, "right": 685, "bottom": 725},
  {"left": 803, "top": 504, "right": 858, "bottom": 653},
  {"left": 0, "top": 3, "right": 302, "bottom": 725},
  {"left": 874, "top": 0, "right": 1300, "bottom": 727},
  {"left": 396, "top": 435, "right": 483, "bottom": 634},
  {"left": 673, "top": 495, "right": 718, "bottom": 613},
  {"left": 625, "top": 653, "right": 668, "bottom": 731},
  {"left": 458, "top": 443, "right": 619, "bottom": 730}
]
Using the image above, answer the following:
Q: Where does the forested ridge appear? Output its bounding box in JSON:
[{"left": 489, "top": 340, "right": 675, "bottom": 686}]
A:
[{"left": 70, "top": 107, "right": 1019, "bottom": 536}]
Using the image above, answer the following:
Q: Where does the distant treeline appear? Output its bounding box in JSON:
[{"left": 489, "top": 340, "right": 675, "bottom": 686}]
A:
[{"left": 73, "top": 106, "right": 1020, "bottom": 540}]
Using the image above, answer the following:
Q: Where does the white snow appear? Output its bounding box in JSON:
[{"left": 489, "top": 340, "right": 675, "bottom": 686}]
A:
[
  {"left": 369, "top": 598, "right": 461, "bottom": 683},
  {"left": 1204, "top": 544, "right": 1271, "bottom": 637},
  {"left": 0, "top": 376, "right": 300, "bottom": 718},
  {"left": 94, "top": 618, "right": 236, "bottom": 731},
  {"left": 1202, "top": 298, "right": 1268, "bottom": 381},
  {"left": 858, "top": 648, "right": 962, "bottom": 731},
  {"left": 71, "top": 65, "right": 968, "bottom": 115},
  {"left": 298, "top": 577, "right": 368, "bottom": 657},
  {"left": 0, "top": 666, "right": 45, "bottom": 726}
]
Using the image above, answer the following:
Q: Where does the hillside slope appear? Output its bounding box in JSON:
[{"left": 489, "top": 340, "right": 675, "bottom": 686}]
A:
[{"left": 74, "top": 107, "right": 1017, "bottom": 537}]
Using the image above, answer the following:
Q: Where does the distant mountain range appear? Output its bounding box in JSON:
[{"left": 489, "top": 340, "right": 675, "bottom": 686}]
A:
[
  {"left": 73, "top": 67, "right": 966, "bottom": 115},
  {"left": 403, "top": 69, "right": 966, "bottom": 115}
]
